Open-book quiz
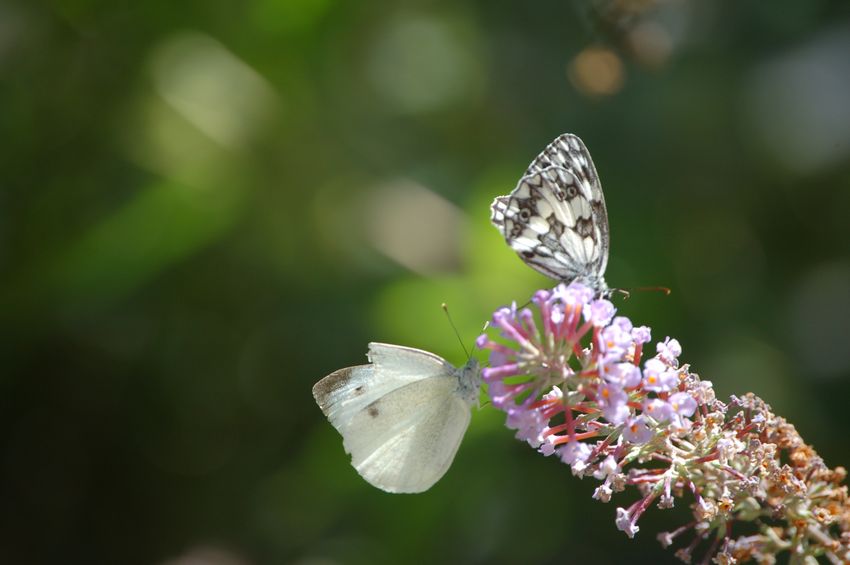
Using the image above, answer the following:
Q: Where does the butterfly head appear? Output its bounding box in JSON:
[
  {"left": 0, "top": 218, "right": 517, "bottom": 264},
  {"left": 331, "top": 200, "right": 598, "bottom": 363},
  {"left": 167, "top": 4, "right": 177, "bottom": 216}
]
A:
[
  {"left": 575, "top": 272, "right": 610, "bottom": 298},
  {"left": 455, "top": 357, "right": 481, "bottom": 406}
]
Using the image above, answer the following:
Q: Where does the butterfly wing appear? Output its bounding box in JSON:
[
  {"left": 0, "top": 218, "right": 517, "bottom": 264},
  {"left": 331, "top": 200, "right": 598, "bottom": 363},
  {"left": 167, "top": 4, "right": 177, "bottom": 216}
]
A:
[
  {"left": 492, "top": 166, "right": 609, "bottom": 283},
  {"left": 313, "top": 343, "right": 451, "bottom": 427},
  {"left": 312, "top": 343, "right": 474, "bottom": 493},
  {"left": 525, "top": 134, "right": 603, "bottom": 193},
  {"left": 491, "top": 134, "right": 610, "bottom": 287},
  {"left": 527, "top": 134, "right": 609, "bottom": 276},
  {"left": 340, "top": 373, "right": 471, "bottom": 493}
]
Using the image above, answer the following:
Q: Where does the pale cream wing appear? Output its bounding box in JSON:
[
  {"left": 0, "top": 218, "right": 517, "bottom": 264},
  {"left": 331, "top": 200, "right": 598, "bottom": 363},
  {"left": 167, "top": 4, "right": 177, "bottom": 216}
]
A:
[
  {"left": 312, "top": 343, "right": 452, "bottom": 430},
  {"left": 312, "top": 343, "right": 473, "bottom": 493},
  {"left": 366, "top": 342, "right": 453, "bottom": 380},
  {"left": 342, "top": 375, "right": 471, "bottom": 493}
]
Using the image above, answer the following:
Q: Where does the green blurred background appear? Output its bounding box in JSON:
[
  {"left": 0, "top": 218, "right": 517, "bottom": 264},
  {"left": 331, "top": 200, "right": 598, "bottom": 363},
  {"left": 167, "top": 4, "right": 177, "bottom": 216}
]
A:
[{"left": 2, "top": 0, "right": 850, "bottom": 563}]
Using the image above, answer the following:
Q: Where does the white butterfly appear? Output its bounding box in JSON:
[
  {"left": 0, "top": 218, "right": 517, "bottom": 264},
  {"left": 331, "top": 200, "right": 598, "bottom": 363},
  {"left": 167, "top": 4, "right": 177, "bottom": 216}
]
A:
[
  {"left": 491, "top": 133, "right": 610, "bottom": 294},
  {"left": 312, "top": 342, "right": 481, "bottom": 493}
]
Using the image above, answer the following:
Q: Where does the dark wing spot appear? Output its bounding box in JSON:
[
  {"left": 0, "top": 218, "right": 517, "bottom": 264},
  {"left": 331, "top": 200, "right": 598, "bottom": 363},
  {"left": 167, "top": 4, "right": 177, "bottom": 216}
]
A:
[
  {"left": 510, "top": 198, "right": 537, "bottom": 231},
  {"left": 354, "top": 385, "right": 365, "bottom": 396},
  {"left": 367, "top": 405, "right": 380, "bottom": 418},
  {"left": 565, "top": 184, "right": 579, "bottom": 199},
  {"left": 547, "top": 214, "right": 565, "bottom": 237},
  {"left": 313, "top": 366, "right": 357, "bottom": 407},
  {"left": 508, "top": 219, "right": 523, "bottom": 239},
  {"left": 575, "top": 217, "right": 595, "bottom": 238},
  {"left": 591, "top": 199, "right": 606, "bottom": 218}
]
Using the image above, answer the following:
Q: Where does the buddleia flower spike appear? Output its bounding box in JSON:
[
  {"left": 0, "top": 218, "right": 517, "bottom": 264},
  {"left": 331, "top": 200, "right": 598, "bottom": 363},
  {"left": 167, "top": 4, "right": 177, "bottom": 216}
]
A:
[{"left": 477, "top": 282, "right": 850, "bottom": 564}]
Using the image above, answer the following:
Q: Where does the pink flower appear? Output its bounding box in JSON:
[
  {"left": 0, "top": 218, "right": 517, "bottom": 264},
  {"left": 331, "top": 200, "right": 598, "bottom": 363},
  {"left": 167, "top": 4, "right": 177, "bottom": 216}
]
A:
[
  {"left": 631, "top": 325, "right": 652, "bottom": 344},
  {"left": 656, "top": 337, "right": 682, "bottom": 366},
  {"left": 598, "top": 383, "right": 630, "bottom": 425},
  {"left": 642, "top": 358, "right": 678, "bottom": 392},
  {"left": 601, "top": 361, "right": 642, "bottom": 388},
  {"left": 586, "top": 298, "right": 616, "bottom": 326},
  {"left": 623, "top": 416, "right": 653, "bottom": 445},
  {"left": 560, "top": 441, "right": 592, "bottom": 473},
  {"left": 643, "top": 398, "right": 674, "bottom": 423},
  {"left": 668, "top": 392, "right": 697, "bottom": 418},
  {"left": 616, "top": 507, "right": 640, "bottom": 538}
]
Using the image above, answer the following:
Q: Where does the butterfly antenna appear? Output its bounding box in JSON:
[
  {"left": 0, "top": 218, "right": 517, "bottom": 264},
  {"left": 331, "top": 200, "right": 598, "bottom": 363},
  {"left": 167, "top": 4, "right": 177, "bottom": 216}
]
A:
[
  {"left": 442, "top": 303, "right": 470, "bottom": 359},
  {"left": 472, "top": 321, "right": 489, "bottom": 353},
  {"left": 611, "top": 286, "right": 671, "bottom": 301},
  {"left": 636, "top": 286, "right": 672, "bottom": 296}
]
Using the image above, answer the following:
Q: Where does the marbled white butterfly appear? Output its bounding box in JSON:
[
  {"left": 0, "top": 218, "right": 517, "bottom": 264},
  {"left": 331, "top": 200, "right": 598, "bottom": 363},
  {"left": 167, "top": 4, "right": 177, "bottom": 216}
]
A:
[{"left": 490, "top": 133, "right": 610, "bottom": 295}]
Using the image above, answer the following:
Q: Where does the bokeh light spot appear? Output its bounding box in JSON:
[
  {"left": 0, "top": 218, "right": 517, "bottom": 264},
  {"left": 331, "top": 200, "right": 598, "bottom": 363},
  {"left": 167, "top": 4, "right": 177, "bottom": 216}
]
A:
[
  {"left": 745, "top": 25, "right": 850, "bottom": 175},
  {"left": 365, "top": 180, "right": 465, "bottom": 276},
  {"left": 367, "top": 13, "right": 483, "bottom": 114},
  {"left": 568, "top": 46, "right": 625, "bottom": 97},
  {"left": 150, "top": 31, "right": 278, "bottom": 148},
  {"left": 627, "top": 21, "right": 673, "bottom": 69}
]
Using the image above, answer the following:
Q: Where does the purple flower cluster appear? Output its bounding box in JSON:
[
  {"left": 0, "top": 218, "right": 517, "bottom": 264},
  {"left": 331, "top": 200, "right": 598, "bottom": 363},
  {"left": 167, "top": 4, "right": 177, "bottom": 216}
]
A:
[
  {"left": 477, "top": 282, "right": 694, "bottom": 487},
  {"left": 477, "top": 283, "right": 850, "bottom": 563}
]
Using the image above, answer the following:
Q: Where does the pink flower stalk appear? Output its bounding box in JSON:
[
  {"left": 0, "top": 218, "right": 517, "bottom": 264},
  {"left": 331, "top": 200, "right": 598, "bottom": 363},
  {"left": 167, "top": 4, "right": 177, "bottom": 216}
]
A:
[{"left": 479, "top": 282, "right": 850, "bottom": 564}]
